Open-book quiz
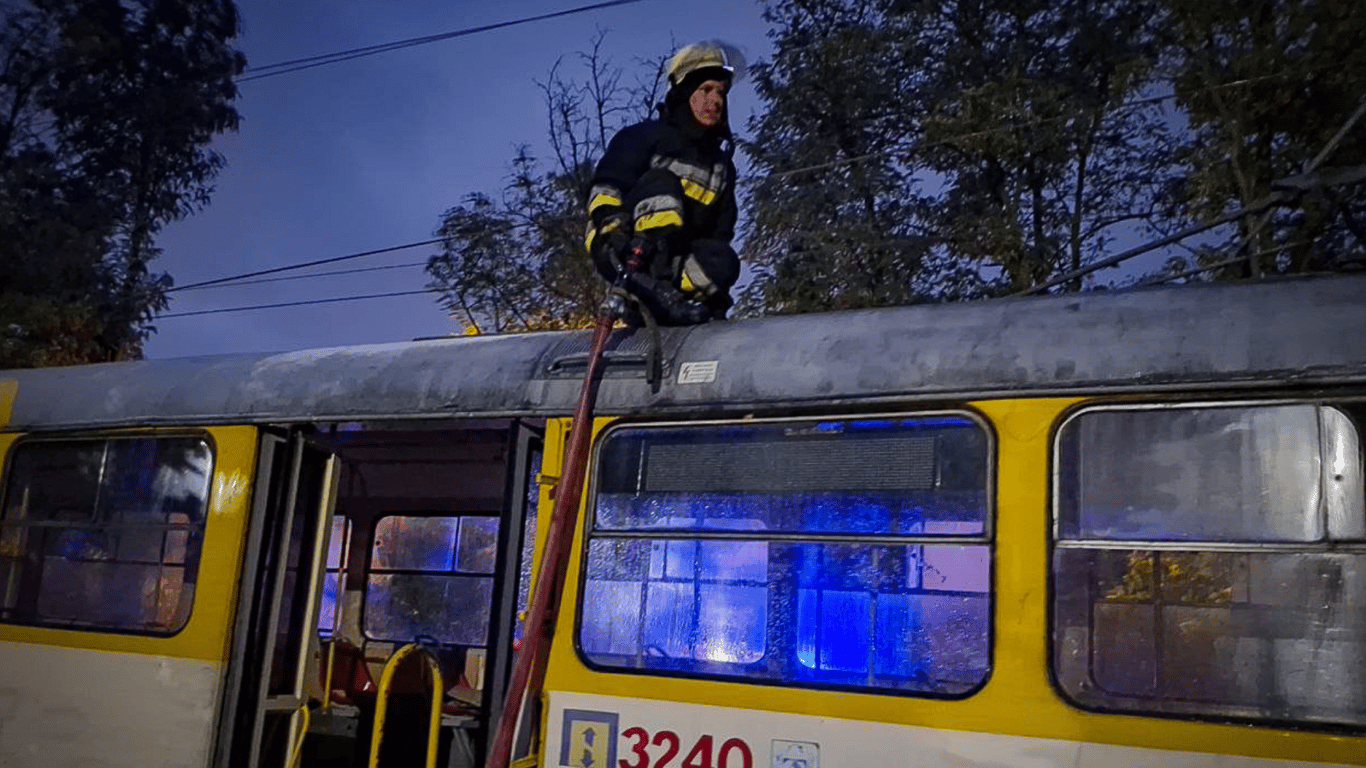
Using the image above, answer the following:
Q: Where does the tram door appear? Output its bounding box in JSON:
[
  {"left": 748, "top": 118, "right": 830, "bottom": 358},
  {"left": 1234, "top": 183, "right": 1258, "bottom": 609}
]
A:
[{"left": 214, "top": 430, "right": 340, "bottom": 768}]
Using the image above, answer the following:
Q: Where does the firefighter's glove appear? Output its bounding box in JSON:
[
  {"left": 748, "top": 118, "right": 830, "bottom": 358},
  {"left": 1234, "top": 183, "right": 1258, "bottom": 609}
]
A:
[
  {"left": 592, "top": 213, "right": 632, "bottom": 272},
  {"left": 621, "top": 271, "right": 711, "bottom": 327}
]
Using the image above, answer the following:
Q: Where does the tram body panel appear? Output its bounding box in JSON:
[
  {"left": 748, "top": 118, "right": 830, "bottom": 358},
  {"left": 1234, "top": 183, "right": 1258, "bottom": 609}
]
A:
[
  {"left": 0, "top": 641, "right": 224, "bottom": 768},
  {"left": 543, "top": 399, "right": 1366, "bottom": 768},
  {"left": 543, "top": 691, "right": 1347, "bottom": 768},
  {"left": 0, "top": 426, "right": 257, "bottom": 766},
  {"left": 0, "top": 277, "right": 1364, "bottom": 767}
]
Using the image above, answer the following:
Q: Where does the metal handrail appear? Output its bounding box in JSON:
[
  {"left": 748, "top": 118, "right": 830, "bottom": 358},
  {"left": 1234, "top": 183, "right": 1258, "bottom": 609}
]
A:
[{"left": 368, "top": 643, "right": 445, "bottom": 768}]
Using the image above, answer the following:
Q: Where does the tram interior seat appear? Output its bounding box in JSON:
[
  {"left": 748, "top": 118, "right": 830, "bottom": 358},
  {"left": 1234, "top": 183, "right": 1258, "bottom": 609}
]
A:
[{"left": 320, "top": 639, "right": 377, "bottom": 707}]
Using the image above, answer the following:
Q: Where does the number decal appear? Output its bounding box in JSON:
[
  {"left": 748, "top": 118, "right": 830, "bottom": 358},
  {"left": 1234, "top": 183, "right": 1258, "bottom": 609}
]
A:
[
  {"left": 718, "top": 739, "right": 753, "bottom": 768},
  {"left": 619, "top": 726, "right": 650, "bottom": 768},
  {"left": 616, "top": 725, "right": 751, "bottom": 768},
  {"left": 652, "top": 729, "right": 680, "bottom": 768},
  {"left": 682, "top": 735, "right": 714, "bottom": 768}
]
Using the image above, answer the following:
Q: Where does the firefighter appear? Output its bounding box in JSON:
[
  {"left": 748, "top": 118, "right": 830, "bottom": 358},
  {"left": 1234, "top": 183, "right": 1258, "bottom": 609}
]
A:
[{"left": 584, "top": 41, "right": 745, "bottom": 325}]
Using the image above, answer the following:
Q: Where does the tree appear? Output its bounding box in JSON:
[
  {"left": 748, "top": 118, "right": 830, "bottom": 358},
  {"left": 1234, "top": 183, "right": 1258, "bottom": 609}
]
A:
[
  {"left": 427, "top": 32, "right": 665, "bottom": 333},
  {"left": 1160, "top": 0, "right": 1366, "bottom": 279},
  {"left": 741, "top": 1, "right": 971, "bottom": 314},
  {"left": 0, "top": 0, "right": 245, "bottom": 367},
  {"left": 905, "top": 0, "right": 1173, "bottom": 293},
  {"left": 744, "top": 0, "right": 1175, "bottom": 311}
]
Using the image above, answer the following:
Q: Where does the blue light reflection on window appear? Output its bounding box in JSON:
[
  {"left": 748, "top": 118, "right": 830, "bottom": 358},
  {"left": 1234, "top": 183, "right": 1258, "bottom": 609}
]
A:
[
  {"left": 596, "top": 490, "right": 986, "bottom": 535},
  {"left": 582, "top": 415, "right": 991, "bottom": 695},
  {"left": 581, "top": 534, "right": 989, "bottom": 693}
]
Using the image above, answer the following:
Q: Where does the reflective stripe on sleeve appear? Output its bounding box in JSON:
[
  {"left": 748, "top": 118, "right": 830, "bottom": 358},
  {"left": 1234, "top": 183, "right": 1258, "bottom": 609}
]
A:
[
  {"left": 588, "top": 194, "right": 622, "bottom": 215},
  {"left": 680, "top": 178, "right": 718, "bottom": 205},
  {"left": 636, "top": 210, "right": 684, "bottom": 233}
]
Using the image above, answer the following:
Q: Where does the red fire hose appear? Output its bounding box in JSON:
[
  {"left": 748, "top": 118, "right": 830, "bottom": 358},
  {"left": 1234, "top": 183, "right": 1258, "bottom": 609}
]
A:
[{"left": 486, "top": 293, "right": 625, "bottom": 768}]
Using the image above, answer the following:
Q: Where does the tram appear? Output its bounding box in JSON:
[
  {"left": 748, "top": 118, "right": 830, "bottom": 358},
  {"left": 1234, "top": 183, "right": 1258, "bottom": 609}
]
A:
[{"left": 1, "top": 274, "right": 1365, "bottom": 768}]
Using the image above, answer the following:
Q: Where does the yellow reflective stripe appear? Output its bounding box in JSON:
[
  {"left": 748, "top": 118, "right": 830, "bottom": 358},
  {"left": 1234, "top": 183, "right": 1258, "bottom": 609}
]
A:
[
  {"left": 680, "top": 178, "right": 718, "bottom": 206},
  {"left": 584, "top": 229, "right": 596, "bottom": 253},
  {"left": 588, "top": 193, "right": 622, "bottom": 214},
  {"left": 636, "top": 210, "right": 683, "bottom": 232},
  {"left": 679, "top": 271, "right": 696, "bottom": 291}
]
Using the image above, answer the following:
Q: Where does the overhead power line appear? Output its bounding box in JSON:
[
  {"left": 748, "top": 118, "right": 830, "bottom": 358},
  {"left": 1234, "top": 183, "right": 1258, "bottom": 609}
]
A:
[
  {"left": 168, "top": 237, "right": 444, "bottom": 292},
  {"left": 160, "top": 289, "right": 440, "bottom": 318},
  {"left": 176, "top": 259, "right": 427, "bottom": 291},
  {"left": 238, "top": 0, "right": 654, "bottom": 83}
]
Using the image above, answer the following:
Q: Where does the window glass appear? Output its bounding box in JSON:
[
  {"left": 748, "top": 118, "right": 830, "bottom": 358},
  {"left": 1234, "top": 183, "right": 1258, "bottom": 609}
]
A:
[
  {"left": 371, "top": 516, "right": 458, "bottom": 570},
  {"left": 514, "top": 446, "right": 542, "bottom": 643},
  {"left": 456, "top": 517, "right": 499, "bottom": 574},
  {"left": 1053, "top": 403, "right": 1366, "bottom": 728},
  {"left": 0, "top": 437, "right": 212, "bottom": 634},
  {"left": 597, "top": 418, "right": 987, "bottom": 535},
  {"left": 581, "top": 416, "right": 991, "bottom": 695},
  {"left": 1058, "top": 405, "right": 1337, "bottom": 542},
  {"left": 365, "top": 574, "right": 493, "bottom": 646},
  {"left": 364, "top": 514, "right": 500, "bottom": 645},
  {"left": 318, "top": 515, "right": 350, "bottom": 637}
]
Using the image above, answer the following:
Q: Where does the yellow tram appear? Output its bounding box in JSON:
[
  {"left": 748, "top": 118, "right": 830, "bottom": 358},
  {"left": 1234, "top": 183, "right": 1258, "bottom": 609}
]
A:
[{"left": 1, "top": 274, "right": 1364, "bottom": 767}]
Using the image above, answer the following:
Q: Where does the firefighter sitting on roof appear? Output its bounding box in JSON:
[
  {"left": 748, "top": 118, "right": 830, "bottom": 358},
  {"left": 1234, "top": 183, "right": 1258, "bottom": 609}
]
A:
[{"left": 584, "top": 41, "right": 745, "bottom": 326}]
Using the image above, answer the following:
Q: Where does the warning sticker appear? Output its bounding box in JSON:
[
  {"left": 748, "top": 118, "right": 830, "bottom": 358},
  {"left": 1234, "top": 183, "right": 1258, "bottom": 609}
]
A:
[{"left": 677, "top": 360, "right": 719, "bottom": 384}]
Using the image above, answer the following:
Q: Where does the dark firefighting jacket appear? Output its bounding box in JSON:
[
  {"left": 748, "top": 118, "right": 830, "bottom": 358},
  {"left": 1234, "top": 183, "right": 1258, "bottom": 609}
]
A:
[{"left": 583, "top": 108, "right": 738, "bottom": 262}]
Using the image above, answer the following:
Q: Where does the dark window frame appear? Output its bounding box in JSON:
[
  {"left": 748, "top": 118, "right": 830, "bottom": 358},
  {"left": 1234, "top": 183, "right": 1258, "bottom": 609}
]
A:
[
  {"left": 1048, "top": 399, "right": 1366, "bottom": 732},
  {"left": 360, "top": 511, "right": 501, "bottom": 647},
  {"left": 0, "top": 431, "right": 216, "bottom": 638},
  {"left": 574, "top": 411, "right": 996, "bottom": 699}
]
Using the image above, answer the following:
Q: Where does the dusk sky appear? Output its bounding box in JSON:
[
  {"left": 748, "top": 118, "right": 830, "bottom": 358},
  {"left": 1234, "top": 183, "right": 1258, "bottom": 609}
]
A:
[{"left": 147, "top": 0, "right": 772, "bottom": 359}]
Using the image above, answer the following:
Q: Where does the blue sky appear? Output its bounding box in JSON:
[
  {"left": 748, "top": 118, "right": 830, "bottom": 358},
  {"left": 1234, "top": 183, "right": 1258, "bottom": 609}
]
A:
[{"left": 147, "top": 0, "right": 772, "bottom": 358}]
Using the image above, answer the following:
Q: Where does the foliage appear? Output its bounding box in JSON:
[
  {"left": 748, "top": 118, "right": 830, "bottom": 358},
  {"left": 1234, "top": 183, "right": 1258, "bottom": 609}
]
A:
[
  {"left": 1160, "top": 0, "right": 1366, "bottom": 278},
  {"left": 743, "top": 0, "right": 1177, "bottom": 310},
  {"left": 1104, "top": 550, "right": 1234, "bottom": 605},
  {"left": 740, "top": 2, "right": 953, "bottom": 313},
  {"left": 0, "top": 0, "right": 245, "bottom": 367},
  {"left": 744, "top": 0, "right": 1366, "bottom": 312},
  {"left": 427, "top": 32, "right": 665, "bottom": 333}
]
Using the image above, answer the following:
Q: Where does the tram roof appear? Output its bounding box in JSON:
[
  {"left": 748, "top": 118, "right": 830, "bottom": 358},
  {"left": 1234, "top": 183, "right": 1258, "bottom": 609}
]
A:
[{"left": 4, "top": 274, "right": 1366, "bottom": 432}]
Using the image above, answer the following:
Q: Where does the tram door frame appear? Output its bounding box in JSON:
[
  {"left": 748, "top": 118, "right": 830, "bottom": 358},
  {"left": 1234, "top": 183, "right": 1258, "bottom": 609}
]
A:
[{"left": 212, "top": 428, "right": 340, "bottom": 768}]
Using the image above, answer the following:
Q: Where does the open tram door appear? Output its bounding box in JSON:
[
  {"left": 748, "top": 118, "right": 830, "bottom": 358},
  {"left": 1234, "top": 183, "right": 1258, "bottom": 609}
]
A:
[
  {"left": 213, "top": 429, "right": 341, "bottom": 768},
  {"left": 210, "top": 419, "right": 545, "bottom": 767}
]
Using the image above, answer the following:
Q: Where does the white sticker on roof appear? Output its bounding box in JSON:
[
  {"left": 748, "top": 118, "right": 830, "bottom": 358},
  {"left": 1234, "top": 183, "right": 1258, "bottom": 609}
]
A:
[{"left": 677, "top": 360, "right": 719, "bottom": 384}]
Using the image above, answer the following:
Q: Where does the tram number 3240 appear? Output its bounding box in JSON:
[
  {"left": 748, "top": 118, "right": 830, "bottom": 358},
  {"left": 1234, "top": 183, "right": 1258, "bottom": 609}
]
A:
[{"left": 618, "top": 728, "right": 754, "bottom": 768}]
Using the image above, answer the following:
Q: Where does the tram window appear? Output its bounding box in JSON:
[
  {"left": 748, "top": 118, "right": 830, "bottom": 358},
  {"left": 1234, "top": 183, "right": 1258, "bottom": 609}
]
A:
[
  {"left": 364, "top": 514, "right": 498, "bottom": 646},
  {"left": 0, "top": 436, "right": 212, "bottom": 634},
  {"left": 581, "top": 415, "right": 992, "bottom": 696},
  {"left": 317, "top": 515, "right": 350, "bottom": 638},
  {"left": 1053, "top": 403, "right": 1366, "bottom": 728}
]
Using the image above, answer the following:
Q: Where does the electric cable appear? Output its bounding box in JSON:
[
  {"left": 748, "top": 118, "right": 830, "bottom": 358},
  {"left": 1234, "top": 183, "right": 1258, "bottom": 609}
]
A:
[
  {"left": 159, "top": 289, "right": 439, "bottom": 318},
  {"left": 168, "top": 237, "right": 445, "bottom": 292},
  {"left": 238, "top": 0, "right": 654, "bottom": 83},
  {"left": 176, "top": 259, "right": 428, "bottom": 290}
]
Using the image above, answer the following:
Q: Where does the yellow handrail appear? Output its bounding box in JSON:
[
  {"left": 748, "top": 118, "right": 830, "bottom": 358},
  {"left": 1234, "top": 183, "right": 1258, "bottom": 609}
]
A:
[
  {"left": 286, "top": 702, "right": 311, "bottom": 768},
  {"left": 367, "top": 643, "right": 445, "bottom": 768}
]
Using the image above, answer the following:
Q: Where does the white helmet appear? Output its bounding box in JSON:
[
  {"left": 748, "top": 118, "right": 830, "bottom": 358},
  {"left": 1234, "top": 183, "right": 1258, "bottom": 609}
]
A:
[{"left": 666, "top": 40, "right": 747, "bottom": 89}]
